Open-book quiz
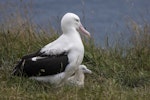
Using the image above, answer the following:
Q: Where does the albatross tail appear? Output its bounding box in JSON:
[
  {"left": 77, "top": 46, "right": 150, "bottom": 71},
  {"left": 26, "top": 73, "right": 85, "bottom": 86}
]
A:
[{"left": 12, "top": 59, "right": 25, "bottom": 76}]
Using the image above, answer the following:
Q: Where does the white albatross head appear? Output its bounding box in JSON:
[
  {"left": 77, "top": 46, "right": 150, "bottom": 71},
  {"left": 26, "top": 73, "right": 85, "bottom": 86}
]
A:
[
  {"left": 79, "top": 65, "right": 92, "bottom": 74},
  {"left": 61, "top": 13, "right": 90, "bottom": 37}
]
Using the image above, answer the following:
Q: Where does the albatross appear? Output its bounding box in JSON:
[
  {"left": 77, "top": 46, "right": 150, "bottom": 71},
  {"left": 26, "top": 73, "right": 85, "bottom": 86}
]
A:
[
  {"left": 12, "top": 12, "right": 91, "bottom": 86},
  {"left": 66, "top": 65, "right": 92, "bottom": 87}
]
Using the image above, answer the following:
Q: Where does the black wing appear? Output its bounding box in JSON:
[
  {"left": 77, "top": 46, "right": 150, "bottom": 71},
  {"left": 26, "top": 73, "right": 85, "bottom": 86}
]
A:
[{"left": 12, "top": 50, "right": 69, "bottom": 77}]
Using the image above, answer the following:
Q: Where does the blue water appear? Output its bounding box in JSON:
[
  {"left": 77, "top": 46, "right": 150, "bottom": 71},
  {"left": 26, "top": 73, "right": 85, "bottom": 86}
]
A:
[{"left": 0, "top": 0, "right": 150, "bottom": 46}]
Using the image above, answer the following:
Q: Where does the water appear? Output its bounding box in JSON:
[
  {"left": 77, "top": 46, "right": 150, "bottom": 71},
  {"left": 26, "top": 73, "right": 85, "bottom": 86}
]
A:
[{"left": 0, "top": 0, "right": 150, "bottom": 46}]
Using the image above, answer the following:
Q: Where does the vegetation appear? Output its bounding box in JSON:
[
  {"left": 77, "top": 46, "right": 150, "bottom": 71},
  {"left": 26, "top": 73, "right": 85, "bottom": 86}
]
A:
[{"left": 0, "top": 1, "right": 150, "bottom": 100}]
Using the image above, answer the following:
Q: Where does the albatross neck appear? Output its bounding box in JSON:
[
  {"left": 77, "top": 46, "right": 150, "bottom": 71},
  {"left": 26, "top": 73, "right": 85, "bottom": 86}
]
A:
[
  {"left": 74, "top": 69, "right": 85, "bottom": 82},
  {"left": 63, "top": 28, "right": 82, "bottom": 41}
]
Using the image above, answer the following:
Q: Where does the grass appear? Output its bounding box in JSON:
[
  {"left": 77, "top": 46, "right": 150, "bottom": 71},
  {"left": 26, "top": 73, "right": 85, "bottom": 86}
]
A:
[{"left": 0, "top": 2, "right": 150, "bottom": 100}]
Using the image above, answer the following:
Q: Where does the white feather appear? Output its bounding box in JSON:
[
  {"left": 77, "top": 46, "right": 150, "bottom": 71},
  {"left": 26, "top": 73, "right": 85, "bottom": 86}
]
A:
[{"left": 66, "top": 65, "right": 92, "bottom": 87}]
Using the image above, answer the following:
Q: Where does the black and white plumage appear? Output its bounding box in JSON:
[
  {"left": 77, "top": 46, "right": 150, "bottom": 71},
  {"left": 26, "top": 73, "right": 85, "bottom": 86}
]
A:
[{"left": 12, "top": 13, "right": 90, "bottom": 85}]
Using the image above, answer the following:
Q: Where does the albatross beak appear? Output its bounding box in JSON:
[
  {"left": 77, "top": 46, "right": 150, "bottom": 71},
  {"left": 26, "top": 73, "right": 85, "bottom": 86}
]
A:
[
  {"left": 78, "top": 24, "right": 91, "bottom": 38},
  {"left": 85, "top": 69, "right": 92, "bottom": 74}
]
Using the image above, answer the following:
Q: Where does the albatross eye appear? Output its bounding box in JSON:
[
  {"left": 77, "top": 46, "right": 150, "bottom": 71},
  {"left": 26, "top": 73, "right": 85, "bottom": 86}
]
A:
[
  {"left": 82, "top": 67, "right": 86, "bottom": 71},
  {"left": 75, "top": 18, "right": 79, "bottom": 22}
]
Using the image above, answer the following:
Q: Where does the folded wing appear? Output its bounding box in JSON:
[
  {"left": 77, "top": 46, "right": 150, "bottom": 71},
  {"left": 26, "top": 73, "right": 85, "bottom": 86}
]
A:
[{"left": 12, "top": 50, "right": 69, "bottom": 77}]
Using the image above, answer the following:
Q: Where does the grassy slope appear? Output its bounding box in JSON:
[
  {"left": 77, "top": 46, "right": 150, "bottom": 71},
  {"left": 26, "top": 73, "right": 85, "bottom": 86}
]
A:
[
  {"left": 0, "top": 21, "right": 150, "bottom": 100},
  {"left": 0, "top": 2, "right": 150, "bottom": 98}
]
